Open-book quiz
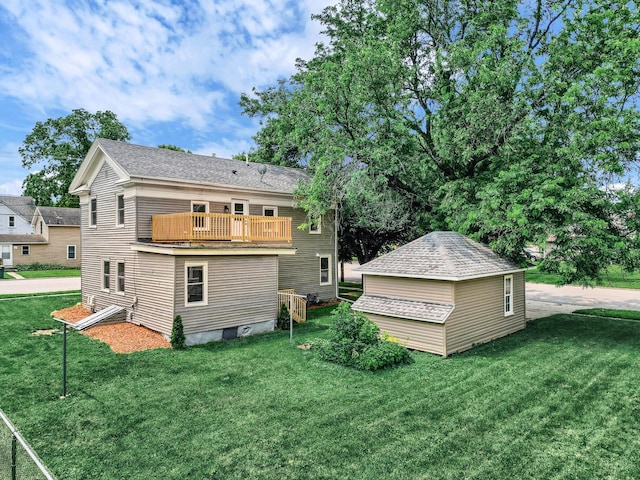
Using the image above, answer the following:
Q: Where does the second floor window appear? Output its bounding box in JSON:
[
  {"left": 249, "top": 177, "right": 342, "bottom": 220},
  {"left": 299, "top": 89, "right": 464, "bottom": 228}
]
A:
[
  {"left": 90, "top": 198, "right": 97, "bottom": 226},
  {"left": 8, "top": 216, "right": 15, "bottom": 228},
  {"left": 116, "top": 194, "right": 125, "bottom": 226}
]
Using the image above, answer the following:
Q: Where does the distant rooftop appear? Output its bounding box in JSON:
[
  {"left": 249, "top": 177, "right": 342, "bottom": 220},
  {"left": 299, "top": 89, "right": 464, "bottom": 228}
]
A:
[
  {"left": 95, "top": 138, "right": 309, "bottom": 194},
  {"left": 357, "top": 231, "right": 524, "bottom": 281},
  {"left": 36, "top": 207, "right": 80, "bottom": 226},
  {"left": 0, "top": 195, "right": 36, "bottom": 221}
]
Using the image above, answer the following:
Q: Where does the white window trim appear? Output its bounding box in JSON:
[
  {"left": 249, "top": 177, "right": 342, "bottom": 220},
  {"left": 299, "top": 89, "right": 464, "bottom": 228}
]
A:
[
  {"left": 262, "top": 206, "right": 278, "bottom": 217},
  {"left": 185, "top": 262, "right": 208, "bottom": 307},
  {"left": 102, "top": 259, "right": 111, "bottom": 292},
  {"left": 89, "top": 197, "right": 97, "bottom": 227},
  {"left": 21, "top": 245, "right": 30, "bottom": 256},
  {"left": 116, "top": 261, "right": 125, "bottom": 295},
  {"left": 67, "top": 245, "right": 76, "bottom": 260},
  {"left": 115, "top": 193, "right": 125, "bottom": 227},
  {"left": 504, "top": 274, "right": 514, "bottom": 317},
  {"left": 309, "top": 216, "right": 322, "bottom": 235},
  {"left": 319, "top": 254, "right": 332, "bottom": 286},
  {"left": 191, "top": 201, "right": 209, "bottom": 230},
  {"left": 8, "top": 216, "right": 15, "bottom": 228}
]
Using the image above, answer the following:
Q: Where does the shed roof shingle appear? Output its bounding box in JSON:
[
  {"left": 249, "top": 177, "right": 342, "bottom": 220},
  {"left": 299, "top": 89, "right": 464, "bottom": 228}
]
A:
[
  {"left": 352, "top": 295, "right": 454, "bottom": 324},
  {"left": 96, "top": 139, "right": 309, "bottom": 194},
  {"left": 356, "top": 231, "right": 524, "bottom": 281}
]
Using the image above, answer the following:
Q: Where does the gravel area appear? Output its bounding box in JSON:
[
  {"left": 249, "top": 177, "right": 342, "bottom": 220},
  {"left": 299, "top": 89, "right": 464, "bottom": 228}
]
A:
[{"left": 51, "top": 304, "right": 171, "bottom": 353}]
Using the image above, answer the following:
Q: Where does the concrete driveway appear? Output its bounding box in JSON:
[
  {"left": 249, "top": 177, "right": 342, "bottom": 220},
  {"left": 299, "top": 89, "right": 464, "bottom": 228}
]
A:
[
  {"left": 0, "top": 277, "right": 81, "bottom": 295},
  {"left": 341, "top": 261, "right": 640, "bottom": 319}
]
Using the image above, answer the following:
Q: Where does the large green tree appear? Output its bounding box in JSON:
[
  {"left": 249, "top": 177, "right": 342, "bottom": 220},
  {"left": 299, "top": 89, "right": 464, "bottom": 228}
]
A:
[
  {"left": 20, "top": 109, "right": 130, "bottom": 207},
  {"left": 242, "top": 0, "right": 640, "bottom": 284}
]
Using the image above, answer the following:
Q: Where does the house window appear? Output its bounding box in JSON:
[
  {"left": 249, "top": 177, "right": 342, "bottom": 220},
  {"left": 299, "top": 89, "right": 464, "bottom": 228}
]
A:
[
  {"left": 8, "top": 216, "right": 15, "bottom": 228},
  {"left": 116, "top": 262, "right": 125, "bottom": 294},
  {"left": 21, "top": 245, "right": 30, "bottom": 256},
  {"left": 263, "top": 206, "right": 278, "bottom": 217},
  {"left": 103, "top": 260, "right": 110, "bottom": 291},
  {"left": 185, "top": 263, "right": 207, "bottom": 306},
  {"left": 67, "top": 245, "right": 76, "bottom": 260},
  {"left": 504, "top": 275, "right": 514, "bottom": 316},
  {"left": 320, "top": 255, "right": 332, "bottom": 285},
  {"left": 116, "top": 194, "right": 125, "bottom": 226},
  {"left": 191, "top": 201, "right": 209, "bottom": 230},
  {"left": 39, "top": 221, "right": 43, "bottom": 234},
  {"left": 90, "top": 197, "right": 97, "bottom": 226},
  {"left": 309, "top": 217, "right": 322, "bottom": 234}
]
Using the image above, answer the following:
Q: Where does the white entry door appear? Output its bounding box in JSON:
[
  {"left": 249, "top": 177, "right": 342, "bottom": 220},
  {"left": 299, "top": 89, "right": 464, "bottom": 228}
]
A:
[
  {"left": 1, "top": 245, "right": 12, "bottom": 267},
  {"left": 231, "top": 200, "right": 248, "bottom": 240}
]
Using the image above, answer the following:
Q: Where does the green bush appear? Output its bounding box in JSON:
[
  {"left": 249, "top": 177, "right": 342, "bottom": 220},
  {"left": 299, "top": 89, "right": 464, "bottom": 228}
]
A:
[
  {"left": 313, "top": 303, "right": 412, "bottom": 371},
  {"left": 15, "top": 263, "right": 71, "bottom": 271},
  {"left": 170, "top": 315, "right": 186, "bottom": 349},
  {"left": 277, "top": 302, "right": 291, "bottom": 330}
]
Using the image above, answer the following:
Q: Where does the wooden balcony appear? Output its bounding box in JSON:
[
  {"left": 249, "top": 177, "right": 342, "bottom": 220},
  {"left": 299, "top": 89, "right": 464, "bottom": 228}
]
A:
[{"left": 152, "top": 212, "right": 292, "bottom": 243}]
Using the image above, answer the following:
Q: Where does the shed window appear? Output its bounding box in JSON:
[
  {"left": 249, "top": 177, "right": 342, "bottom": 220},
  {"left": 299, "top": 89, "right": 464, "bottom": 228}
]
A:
[
  {"left": 21, "top": 245, "right": 30, "bottom": 256},
  {"left": 504, "top": 275, "right": 514, "bottom": 316},
  {"left": 67, "top": 245, "right": 76, "bottom": 260},
  {"left": 320, "top": 255, "right": 332, "bottom": 285},
  {"left": 8, "top": 216, "right": 15, "bottom": 228},
  {"left": 90, "top": 198, "right": 97, "bottom": 226},
  {"left": 102, "top": 260, "right": 110, "bottom": 291},
  {"left": 186, "top": 263, "right": 208, "bottom": 306},
  {"left": 116, "top": 262, "right": 125, "bottom": 293},
  {"left": 116, "top": 194, "right": 125, "bottom": 226}
]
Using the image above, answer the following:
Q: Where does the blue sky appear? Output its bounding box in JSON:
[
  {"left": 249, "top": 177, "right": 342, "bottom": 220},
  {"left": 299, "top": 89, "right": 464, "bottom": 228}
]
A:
[{"left": 0, "top": 0, "right": 334, "bottom": 196}]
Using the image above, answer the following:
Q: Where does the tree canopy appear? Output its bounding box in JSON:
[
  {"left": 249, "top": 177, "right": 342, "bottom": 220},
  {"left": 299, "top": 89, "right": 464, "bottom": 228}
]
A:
[
  {"left": 241, "top": 0, "right": 640, "bottom": 284},
  {"left": 20, "top": 109, "right": 130, "bottom": 207}
]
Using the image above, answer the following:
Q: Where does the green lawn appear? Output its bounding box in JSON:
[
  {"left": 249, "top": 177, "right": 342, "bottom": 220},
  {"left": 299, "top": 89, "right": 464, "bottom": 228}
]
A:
[
  {"left": 527, "top": 264, "right": 640, "bottom": 289},
  {"left": 2, "top": 297, "right": 640, "bottom": 479},
  {"left": 573, "top": 308, "right": 640, "bottom": 321},
  {"left": 338, "top": 281, "right": 363, "bottom": 300},
  {"left": 15, "top": 269, "right": 81, "bottom": 279}
]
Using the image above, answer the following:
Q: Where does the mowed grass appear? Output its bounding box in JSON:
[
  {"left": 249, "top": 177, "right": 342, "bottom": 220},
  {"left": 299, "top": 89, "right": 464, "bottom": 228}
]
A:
[
  {"left": 527, "top": 264, "right": 640, "bottom": 289},
  {"left": 573, "top": 308, "right": 640, "bottom": 321},
  {"left": 16, "top": 269, "right": 81, "bottom": 279},
  {"left": 2, "top": 297, "right": 640, "bottom": 479}
]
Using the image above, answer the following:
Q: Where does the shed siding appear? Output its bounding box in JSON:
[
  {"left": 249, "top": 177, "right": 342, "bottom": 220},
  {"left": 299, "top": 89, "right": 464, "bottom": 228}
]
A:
[
  {"left": 445, "top": 272, "right": 526, "bottom": 355},
  {"left": 80, "top": 161, "right": 138, "bottom": 314},
  {"left": 364, "top": 276, "right": 454, "bottom": 303},
  {"left": 14, "top": 226, "right": 81, "bottom": 268},
  {"left": 277, "top": 207, "right": 336, "bottom": 301},
  {"left": 174, "top": 255, "right": 278, "bottom": 334},
  {"left": 366, "top": 313, "right": 445, "bottom": 355},
  {"left": 131, "top": 252, "right": 176, "bottom": 335}
]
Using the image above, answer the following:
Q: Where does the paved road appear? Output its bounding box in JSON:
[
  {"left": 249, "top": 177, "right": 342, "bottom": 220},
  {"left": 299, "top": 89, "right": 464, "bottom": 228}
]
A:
[
  {"left": 341, "top": 261, "right": 640, "bottom": 319},
  {"left": 0, "top": 277, "right": 81, "bottom": 295}
]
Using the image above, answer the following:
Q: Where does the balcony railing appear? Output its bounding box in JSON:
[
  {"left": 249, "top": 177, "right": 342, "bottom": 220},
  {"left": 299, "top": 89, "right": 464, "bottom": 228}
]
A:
[{"left": 152, "top": 212, "right": 292, "bottom": 243}]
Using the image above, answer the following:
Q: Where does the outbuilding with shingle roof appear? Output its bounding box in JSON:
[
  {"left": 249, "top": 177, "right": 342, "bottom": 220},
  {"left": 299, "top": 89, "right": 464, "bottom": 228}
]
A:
[{"left": 352, "top": 232, "right": 527, "bottom": 356}]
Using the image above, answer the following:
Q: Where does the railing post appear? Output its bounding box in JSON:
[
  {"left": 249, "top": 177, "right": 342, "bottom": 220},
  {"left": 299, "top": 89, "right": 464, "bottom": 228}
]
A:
[{"left": 11, "top": 433, "right": 17, "bottom": 480}]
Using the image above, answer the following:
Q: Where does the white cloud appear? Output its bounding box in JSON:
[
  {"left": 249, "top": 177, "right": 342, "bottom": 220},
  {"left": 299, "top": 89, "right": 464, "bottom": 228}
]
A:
[
  {"left": 0, "top": 0, "right": 334, "bottom": 133},
  {"left": 0, "top": 179, "right": 22, "bottom": 195}
]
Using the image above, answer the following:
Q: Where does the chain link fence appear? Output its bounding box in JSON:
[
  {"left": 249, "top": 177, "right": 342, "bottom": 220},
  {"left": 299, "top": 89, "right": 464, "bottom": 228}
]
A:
[{"left": 0, "top": 409, "right": 55, "bottom": 480}]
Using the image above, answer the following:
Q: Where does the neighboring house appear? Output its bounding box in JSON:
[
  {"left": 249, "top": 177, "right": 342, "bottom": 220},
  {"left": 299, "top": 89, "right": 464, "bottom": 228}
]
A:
[
  {"left": 352, "top": 232, "right": 526, "bottom": 357},
  {"left": 0, "top": 195, "right": 37, "bottom": 267},
  {"left": 19, "top": 207, "right": 81, "bottom": 268},
  {"left": 69, "top": 139, "right": 337, "bottom": 345}
]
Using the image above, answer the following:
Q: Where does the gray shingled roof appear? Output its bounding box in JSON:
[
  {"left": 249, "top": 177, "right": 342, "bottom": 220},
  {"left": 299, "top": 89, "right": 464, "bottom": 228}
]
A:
[
  {"left": 37, "top": 207, "right": 80, "bottom": 226},
  {"left": 0, "top": 234, "right": 47, "bottom": 244},
  {"left": 97, "top": 138, "right": 309, "bottom": 194},
  {"left": 352, "top": 295, "right": 454, "bottom": 324},
  {"left": 0, "top": 196, "right": 36, "bottom": 222},
  {"left": 357, "top": 231, "right": 524, "bottom": 281}
]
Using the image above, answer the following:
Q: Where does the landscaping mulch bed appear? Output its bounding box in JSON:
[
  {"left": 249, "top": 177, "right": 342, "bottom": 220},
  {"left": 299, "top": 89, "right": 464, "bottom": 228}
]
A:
[{"left": 51, "top": 305, "right": 171, "bottom": 354}]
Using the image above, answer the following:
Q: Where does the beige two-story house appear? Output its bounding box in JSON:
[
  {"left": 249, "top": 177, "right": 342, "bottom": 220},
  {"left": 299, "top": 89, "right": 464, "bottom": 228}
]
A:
[{"left": 69, "top": 139, "right": 336, "bottom": 345}]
